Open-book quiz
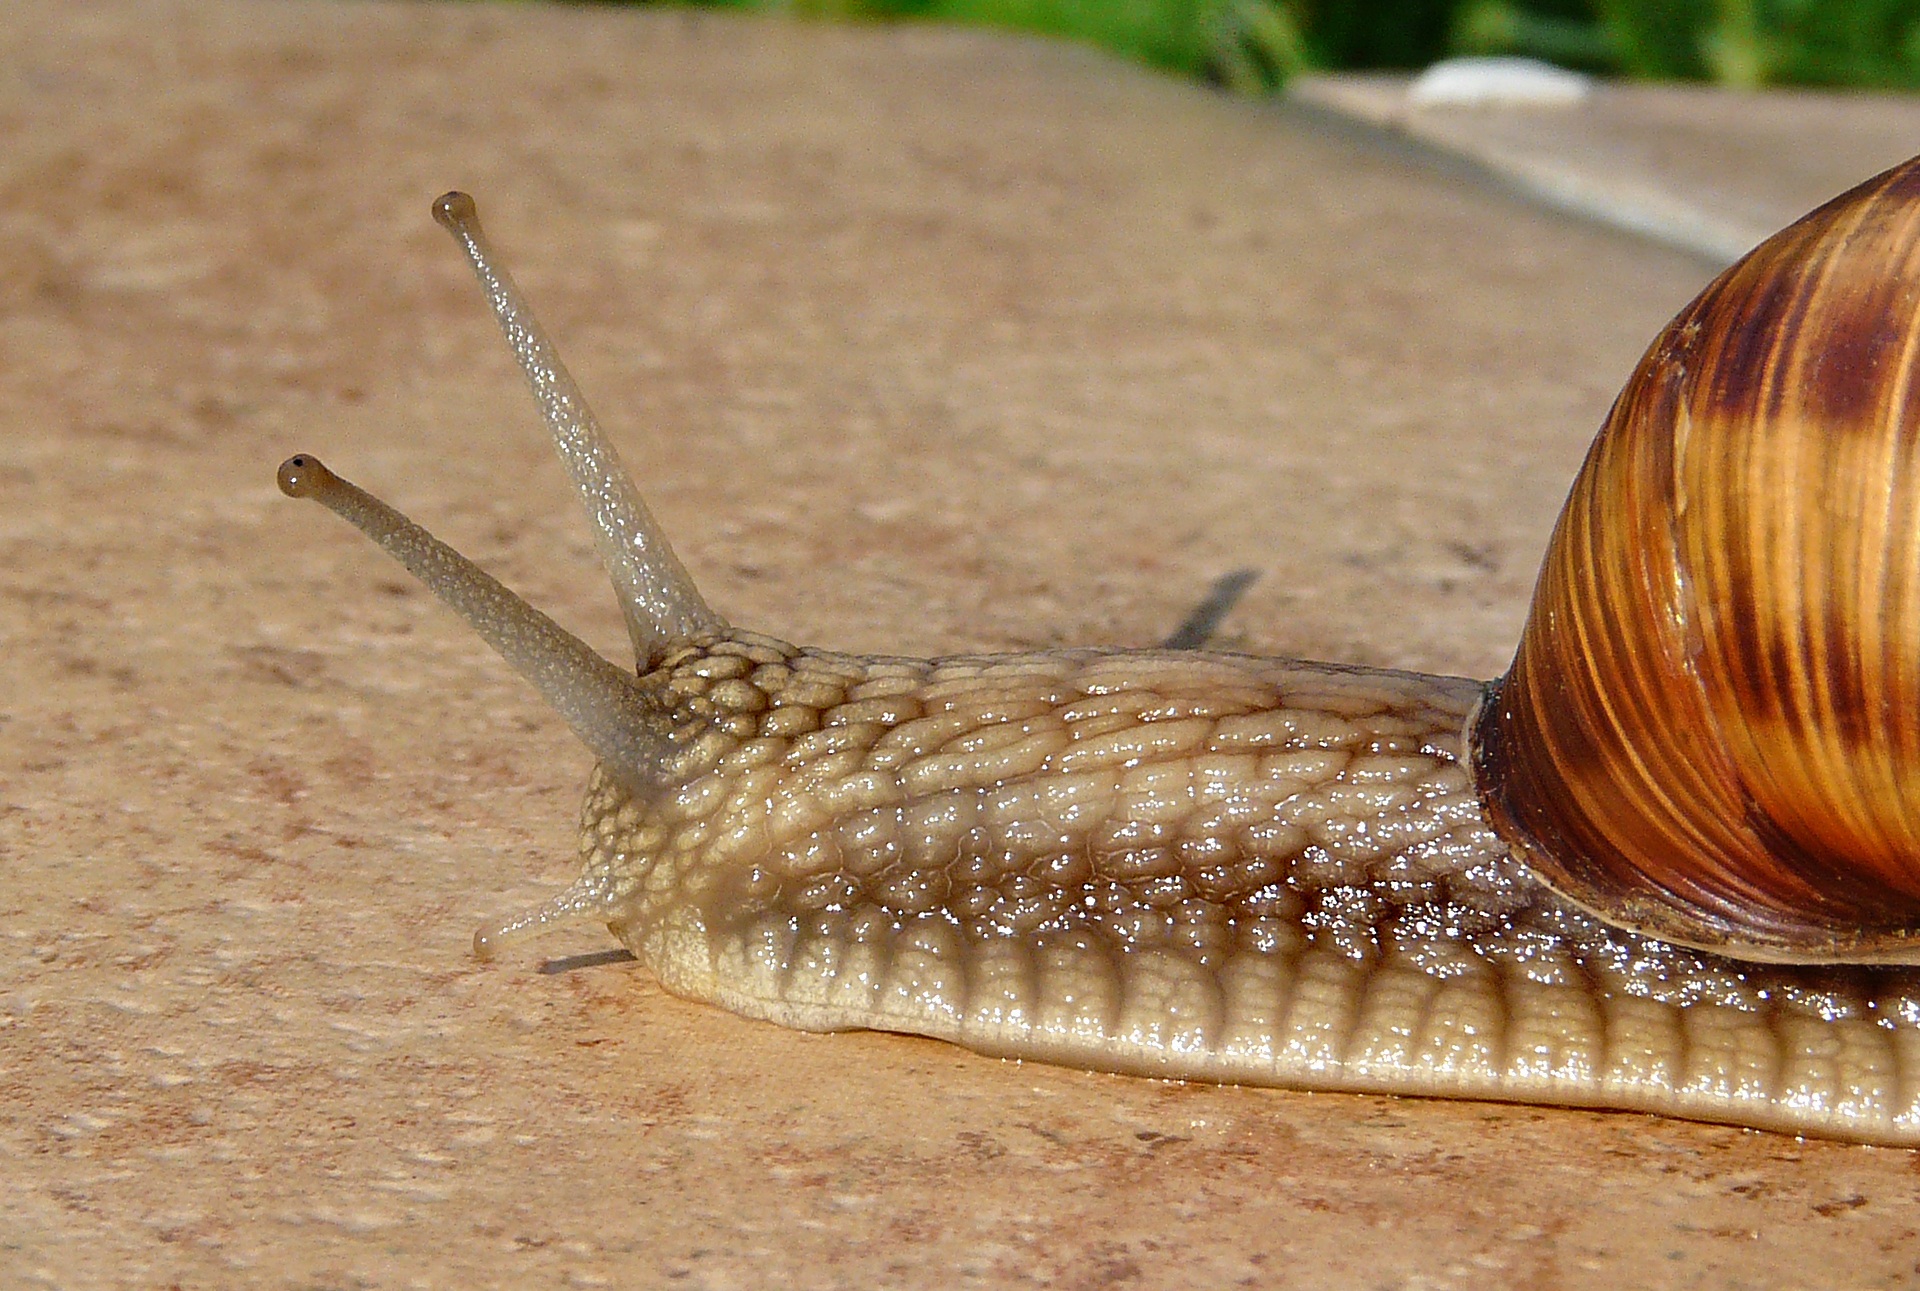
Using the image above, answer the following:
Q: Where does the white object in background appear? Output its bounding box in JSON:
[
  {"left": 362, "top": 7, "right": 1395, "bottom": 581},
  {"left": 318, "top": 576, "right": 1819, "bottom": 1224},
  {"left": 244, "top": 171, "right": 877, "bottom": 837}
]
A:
[{"left": 1407, "top": 56, "right": 1593, "bottom": 108}]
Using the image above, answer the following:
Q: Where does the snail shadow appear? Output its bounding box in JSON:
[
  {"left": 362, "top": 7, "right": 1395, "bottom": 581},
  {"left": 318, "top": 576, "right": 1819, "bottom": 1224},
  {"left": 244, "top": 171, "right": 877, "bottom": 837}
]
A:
[
  {"left": 1160, "top": 568, "right": 1260, "bottom": 649},
  {"left": 538, "top": 948, "right": 639, "bottom": 976}
]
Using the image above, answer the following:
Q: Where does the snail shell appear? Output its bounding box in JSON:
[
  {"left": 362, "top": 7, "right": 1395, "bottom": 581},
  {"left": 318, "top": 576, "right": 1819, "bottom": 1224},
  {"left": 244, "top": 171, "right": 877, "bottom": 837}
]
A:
[
  {"left": 281, "top": 166, "right": 1920, "bottom": 1147},
  {"left": 1476, "top": 158, "right": 1920, "bottom": 965}
]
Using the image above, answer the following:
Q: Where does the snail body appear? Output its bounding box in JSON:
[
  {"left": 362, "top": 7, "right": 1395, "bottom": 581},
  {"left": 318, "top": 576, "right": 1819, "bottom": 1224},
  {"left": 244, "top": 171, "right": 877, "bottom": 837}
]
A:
[{"left": 282, "top": 166, "right": 1920, "bottom": 1146}]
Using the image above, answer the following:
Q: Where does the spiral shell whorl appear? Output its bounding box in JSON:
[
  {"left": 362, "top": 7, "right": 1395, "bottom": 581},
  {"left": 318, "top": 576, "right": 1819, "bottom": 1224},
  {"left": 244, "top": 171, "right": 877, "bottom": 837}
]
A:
[{"left": 1475, "top": 156, "right": 1920, "bottom": 963}]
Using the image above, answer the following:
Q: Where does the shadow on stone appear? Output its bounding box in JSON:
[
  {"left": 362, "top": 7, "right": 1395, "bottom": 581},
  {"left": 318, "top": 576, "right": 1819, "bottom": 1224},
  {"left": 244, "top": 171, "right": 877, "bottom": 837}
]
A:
[
  {"left": 538, "top": 948, "right": 639, "bottom": 976},
  {"left": 1161, "top": 568, "right": 1260, "bottom": 649}
]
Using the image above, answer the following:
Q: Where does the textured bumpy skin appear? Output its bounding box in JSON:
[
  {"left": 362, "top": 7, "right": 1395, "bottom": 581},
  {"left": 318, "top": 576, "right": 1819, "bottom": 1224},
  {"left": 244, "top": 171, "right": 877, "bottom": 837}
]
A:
[{"left": 526, "top": 631, "right": 1920, "bottom": 1146}]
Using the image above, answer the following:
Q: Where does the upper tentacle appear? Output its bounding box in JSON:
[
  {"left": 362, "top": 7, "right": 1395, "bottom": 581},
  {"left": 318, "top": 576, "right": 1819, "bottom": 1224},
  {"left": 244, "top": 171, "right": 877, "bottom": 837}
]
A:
[{"left": 433, "top": 191, "right": 724, "bottom": 669}]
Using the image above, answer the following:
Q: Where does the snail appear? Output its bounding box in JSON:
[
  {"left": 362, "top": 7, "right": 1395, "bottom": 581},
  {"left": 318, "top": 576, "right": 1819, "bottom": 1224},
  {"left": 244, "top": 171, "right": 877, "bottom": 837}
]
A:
[{"left": 280, "top": 159, "right": 1920, "bottom": 1148}]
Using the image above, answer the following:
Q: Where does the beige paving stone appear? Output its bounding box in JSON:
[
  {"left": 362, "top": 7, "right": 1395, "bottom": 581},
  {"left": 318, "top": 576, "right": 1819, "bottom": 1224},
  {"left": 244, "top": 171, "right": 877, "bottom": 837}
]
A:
[{"left": 4, "top": 1, "right": 1918, "bottom": 1286}]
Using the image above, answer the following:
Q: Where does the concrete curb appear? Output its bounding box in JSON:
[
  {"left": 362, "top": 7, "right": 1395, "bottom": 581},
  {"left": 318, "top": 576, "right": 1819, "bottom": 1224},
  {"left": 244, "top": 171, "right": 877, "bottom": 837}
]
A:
[{"left": 1291, "top": 73, "right": 1920, "bottom": 265}]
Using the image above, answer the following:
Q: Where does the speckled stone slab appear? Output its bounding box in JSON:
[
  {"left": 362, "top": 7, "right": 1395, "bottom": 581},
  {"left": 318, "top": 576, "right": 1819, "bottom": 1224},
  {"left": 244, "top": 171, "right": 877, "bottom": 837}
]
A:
[{"left": 3, "top": 2, "right": 1916, "bottom": 1286}]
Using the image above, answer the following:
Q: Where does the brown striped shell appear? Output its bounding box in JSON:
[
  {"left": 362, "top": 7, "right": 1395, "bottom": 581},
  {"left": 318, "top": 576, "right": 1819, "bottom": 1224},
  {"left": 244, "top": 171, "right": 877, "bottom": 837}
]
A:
[{"left": 1473, "top": 154, "right": 1920, "bottom": 965}]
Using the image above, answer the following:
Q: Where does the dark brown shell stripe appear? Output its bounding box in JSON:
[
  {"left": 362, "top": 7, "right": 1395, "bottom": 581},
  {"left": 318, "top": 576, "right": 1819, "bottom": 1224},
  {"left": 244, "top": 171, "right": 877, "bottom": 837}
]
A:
[{"left": 1476, "top": 155, "right": 1920, "bottom": 961}]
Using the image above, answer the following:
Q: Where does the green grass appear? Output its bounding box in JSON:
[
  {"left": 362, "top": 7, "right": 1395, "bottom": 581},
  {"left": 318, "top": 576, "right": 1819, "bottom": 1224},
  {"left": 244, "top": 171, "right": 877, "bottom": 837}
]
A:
[
  {"left": 607, "top": 0, "right": 1920, "bottom": 92},
  {"left": 1597, "top": 0, "right": 1920, "bottom": 88},
  {"left": 708, "top": 0, "right": 1309, "bottom": 88}
]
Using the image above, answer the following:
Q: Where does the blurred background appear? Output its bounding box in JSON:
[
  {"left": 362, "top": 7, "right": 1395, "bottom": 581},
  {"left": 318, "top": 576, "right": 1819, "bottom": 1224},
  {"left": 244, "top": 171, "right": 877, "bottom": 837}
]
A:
[{"left": 577, "top": 0, "right": 1920, "bottom": 95}]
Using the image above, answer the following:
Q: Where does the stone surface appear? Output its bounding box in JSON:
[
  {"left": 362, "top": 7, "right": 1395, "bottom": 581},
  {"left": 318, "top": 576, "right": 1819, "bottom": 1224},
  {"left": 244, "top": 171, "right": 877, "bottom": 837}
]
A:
[
  {"left": 3, "top": 2, "right": 1918, "bottom": 1287},
  {"left": 1292, "top": 72, "right": 1920, "bottom": 262}
]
